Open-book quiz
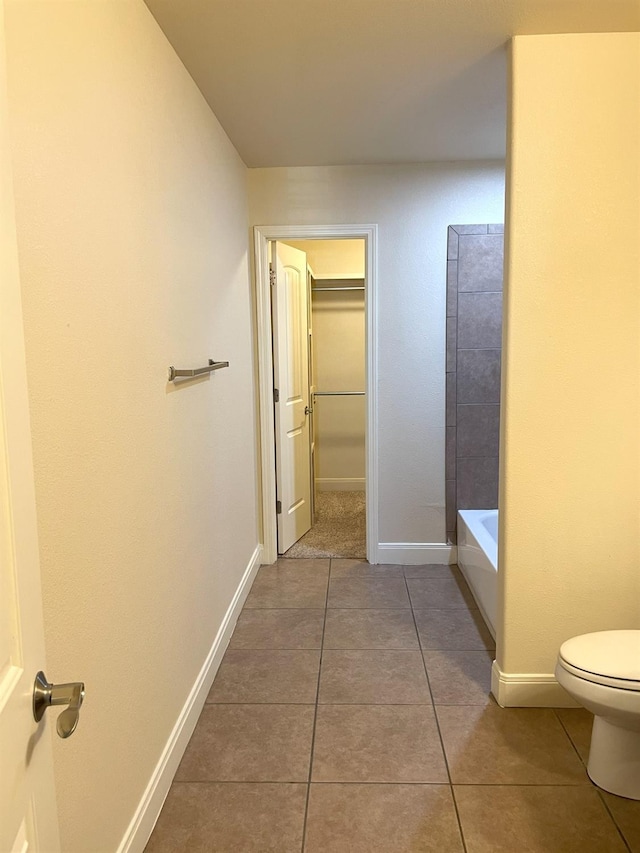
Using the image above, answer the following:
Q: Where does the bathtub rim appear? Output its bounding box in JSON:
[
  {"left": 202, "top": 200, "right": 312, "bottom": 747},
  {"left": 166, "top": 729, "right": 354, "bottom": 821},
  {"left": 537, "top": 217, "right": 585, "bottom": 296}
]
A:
[
  {"left": 458, "top": 508, "right": 498, "bottom": 570},
  {"left": 457, "top": 508, "right": 498, "bottom": 640}
]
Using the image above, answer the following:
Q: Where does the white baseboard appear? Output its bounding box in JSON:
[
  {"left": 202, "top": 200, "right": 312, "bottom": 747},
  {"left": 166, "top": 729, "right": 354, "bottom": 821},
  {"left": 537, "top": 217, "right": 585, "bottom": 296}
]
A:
[
  {"left": 491, "top": 661, "right": 579, "bottom": 708},
  {"left": 117, "top": 544, "right": 263, "bottom": 853},
  {"left": 376, "top": 542, "right": 456, "bottom": 565},
  {"left": 316, "top": 477, "right": 365, "bottom": 491}
]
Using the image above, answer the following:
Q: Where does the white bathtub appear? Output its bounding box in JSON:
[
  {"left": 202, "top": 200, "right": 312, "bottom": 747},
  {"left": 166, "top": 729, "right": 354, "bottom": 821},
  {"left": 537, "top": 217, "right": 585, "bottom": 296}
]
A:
[{"left": 457, "top": 509, "right": 498, "bottom": 639}]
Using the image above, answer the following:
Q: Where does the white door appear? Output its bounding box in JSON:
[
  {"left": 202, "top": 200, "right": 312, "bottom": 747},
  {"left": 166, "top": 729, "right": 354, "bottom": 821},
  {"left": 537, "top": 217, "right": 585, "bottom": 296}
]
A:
[
  {"left": 0, "top": 9, "right": 60, "bottom": 848},
  {"left": 272, "top": 242, "right": 312, "bottom": 553}
]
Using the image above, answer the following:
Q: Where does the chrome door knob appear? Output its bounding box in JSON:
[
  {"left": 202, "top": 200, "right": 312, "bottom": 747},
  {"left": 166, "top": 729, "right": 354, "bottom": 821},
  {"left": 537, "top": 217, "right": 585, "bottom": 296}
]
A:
[{"left": 33, "top": 671, "right": 85, "bottom": 739}]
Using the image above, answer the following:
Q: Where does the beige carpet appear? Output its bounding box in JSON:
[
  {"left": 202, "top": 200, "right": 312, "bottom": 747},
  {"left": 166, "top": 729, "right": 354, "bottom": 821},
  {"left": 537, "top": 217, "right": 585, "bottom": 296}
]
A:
[{"left": 283, "top": 490, "right": 366, "bottom": 559}]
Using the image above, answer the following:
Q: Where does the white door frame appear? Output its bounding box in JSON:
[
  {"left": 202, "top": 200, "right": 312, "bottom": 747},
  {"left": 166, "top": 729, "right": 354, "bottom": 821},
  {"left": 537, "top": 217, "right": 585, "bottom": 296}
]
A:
[{"left": 254, "top": 224, "right": 379, "bottom": 564}]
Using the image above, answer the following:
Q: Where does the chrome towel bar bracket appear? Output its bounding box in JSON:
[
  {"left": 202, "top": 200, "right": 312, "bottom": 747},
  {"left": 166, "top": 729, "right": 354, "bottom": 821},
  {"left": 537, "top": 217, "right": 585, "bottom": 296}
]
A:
[{"left": 168, "top": 359, "right": 229, "bottom": 382}]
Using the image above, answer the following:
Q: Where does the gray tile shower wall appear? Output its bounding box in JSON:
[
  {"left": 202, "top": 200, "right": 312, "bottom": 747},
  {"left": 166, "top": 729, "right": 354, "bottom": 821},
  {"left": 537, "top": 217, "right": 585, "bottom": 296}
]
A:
[{"left": 446, "top": 225, "right": 504, "bottom": 544}]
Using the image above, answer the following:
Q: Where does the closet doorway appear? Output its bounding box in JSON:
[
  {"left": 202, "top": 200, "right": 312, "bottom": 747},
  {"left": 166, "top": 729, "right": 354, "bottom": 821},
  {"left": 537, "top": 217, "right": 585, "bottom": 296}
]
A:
[
  {"left": 254, "top": 225, "right": 379, "bottom": 565},
  {"left": 277, "top": 238, "right": 366, "bottom": 559}
]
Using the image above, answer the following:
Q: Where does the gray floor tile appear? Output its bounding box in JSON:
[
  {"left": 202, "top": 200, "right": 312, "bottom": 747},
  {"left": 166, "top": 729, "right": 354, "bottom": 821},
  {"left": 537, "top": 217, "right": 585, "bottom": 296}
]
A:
[
  {"left": 331, "top": 559, "right": 404, "bottom": 578},
  {"left": 323, "top": 608, "right": 419, "bottom": 649},
  {"left": 437, "top": 703, "right": 589, "bottom": 785},
  {"left": 328, "top": 577, "right": 410, "bottom": 608},
  {"left": 602, "top": 791, "right": 640, "bottom": 852},
  {"left": 555, "top": 707, "right": 593, "bottom": 763},
  {"left": 403, "top": 563, "right": 461, "bottom": 579},
  {"left": 312, "top": 704, "right": 448, "bottom": 782},
  {"left": 318, "top": 649, "right": 431, "bottom": 704},
  {"left": 424, "top": 649, "right": 493, "bottom": 704},
  {"left": 175, "top": 704, "right": 314, "bottom": 782},
  {"left": 207, "top": 649, "right": 320, "bottom": 703},
  {"left": 151, "top": 548, "right": 627, "bottom": 851},
  {"left": 455, "top": 785, "right": 627, "bottom": 852},
  {"left": 407, "top": 576, "right": 475, "bottom": 609},
  {"left": 244, "top": 561, "right": 328, "bottom": 608},
  {"left": 414, "top": 608, "right": 494, "bottom": 650},
  {"left": 145, "top": 782, "right": 307, "bottom": 852},
  {"left": 305, "top": 784, "right": 464, "bottom": 852},
  {"left": 268, "top": 558, "right": 330, "bottom": 574},
  {"left": 229, "top": 608, "right": 325, "bottom": 649}
]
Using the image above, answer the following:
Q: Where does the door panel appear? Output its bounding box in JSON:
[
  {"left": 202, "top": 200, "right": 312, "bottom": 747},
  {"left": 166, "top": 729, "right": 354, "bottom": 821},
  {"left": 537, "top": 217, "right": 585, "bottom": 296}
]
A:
[
  {"left": 0, "top": 8, "right": 60, "bottom": 847},
  {"left": 273, "top": 242, "right": 312, "bottom": 553}
]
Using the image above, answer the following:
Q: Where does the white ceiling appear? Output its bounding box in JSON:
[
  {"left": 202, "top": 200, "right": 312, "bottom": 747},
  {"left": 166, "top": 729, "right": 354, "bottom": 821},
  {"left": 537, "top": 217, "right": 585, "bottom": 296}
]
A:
[{"left": 145, "top": 0, "right": 640, "bottom": 167}]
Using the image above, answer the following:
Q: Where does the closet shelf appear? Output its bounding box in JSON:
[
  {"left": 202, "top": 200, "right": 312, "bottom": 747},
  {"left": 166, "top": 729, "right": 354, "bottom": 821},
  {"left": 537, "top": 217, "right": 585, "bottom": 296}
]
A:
[
  {"left": 314, "top": 391, "right": 365, "bottom": 397},
  {"left": 311, "top": 276, "right": 364, "bottom": 293},
  {"left": 312, "top": 286, "right": 365, "bottom": 291}
]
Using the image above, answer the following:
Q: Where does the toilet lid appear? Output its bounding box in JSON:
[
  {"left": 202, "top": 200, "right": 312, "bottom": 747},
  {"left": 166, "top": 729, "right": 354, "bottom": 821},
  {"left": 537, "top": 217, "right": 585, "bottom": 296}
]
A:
[{"left": 559, "top": 631, "right": 640, "bottom": 685}]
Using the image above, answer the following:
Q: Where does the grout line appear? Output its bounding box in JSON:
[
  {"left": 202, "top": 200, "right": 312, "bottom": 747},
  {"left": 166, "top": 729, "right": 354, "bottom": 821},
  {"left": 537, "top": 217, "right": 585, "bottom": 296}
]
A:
[
  {"left": 227, "top": 643, "right": 323, "bottom": 649},
  {"left": 204, "top": 700, "right": 494, "bottom": 706},
  {"left": 204, "top": 701, "right": 317, "bottom": 706},
  {"left": 595, "top": 789, "right": 633, "bottom": 853},
  {"left": 173, "top": 779, "right": 310, "bottom": 786},
  {"left": 404, "top": 574, "right": 468, "bottom": 853},
  {"left": 300, "top": 558, "right": 331, "bottom": 852},
  {"left": 171, "top": 779, "right": 602, "bottom": 787},
  {"left": 317, "top": 701, "right": 440, "bottom": 706},
  {"left": 552, "top": 709, "right": 588, "bottom": 767},
  {"left": 322, "top": 647, "right": 493, "bottom": 652},
  {"left": 244, "top": 606, "right": 481, "bottom": 611},
  {"left": 551, "top": 709, "right": 631, "bottom": 848},
  {"left": 419, "top": 781, "right": 603, "bottom": 787},
  {"left": 227, "top": 646, "right": 494, "bottom": 652},
  {"left": 551, "top": 710, "right": 632, "bottom": 848}
]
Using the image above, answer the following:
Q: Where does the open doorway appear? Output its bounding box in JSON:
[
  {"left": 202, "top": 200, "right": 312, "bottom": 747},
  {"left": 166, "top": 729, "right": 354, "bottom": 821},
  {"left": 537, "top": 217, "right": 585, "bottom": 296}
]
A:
[
  {"left": 276, "top": 238, "right": 366, "bottom": 559},
  {"left": 253, "top": 225, "right": 379, "bottom": 565}
]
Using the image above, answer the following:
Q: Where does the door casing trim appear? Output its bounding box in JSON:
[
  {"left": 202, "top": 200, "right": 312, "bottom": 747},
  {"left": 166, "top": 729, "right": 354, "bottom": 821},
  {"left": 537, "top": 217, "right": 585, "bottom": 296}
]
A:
[{"left": 253, "top": 224, "right": 379, "bottom": 564}]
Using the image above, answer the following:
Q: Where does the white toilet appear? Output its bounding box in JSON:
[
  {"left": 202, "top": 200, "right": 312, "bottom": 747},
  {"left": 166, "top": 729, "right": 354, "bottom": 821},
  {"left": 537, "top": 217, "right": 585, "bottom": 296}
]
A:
[{"left": 555, "top": 630, "right": 640, "bottom": 800}]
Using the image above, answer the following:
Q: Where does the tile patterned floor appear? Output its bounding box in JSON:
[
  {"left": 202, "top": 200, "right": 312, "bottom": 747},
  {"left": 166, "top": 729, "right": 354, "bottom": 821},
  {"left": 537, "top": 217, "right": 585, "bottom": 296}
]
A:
[{"left": 146, "top": 559, "right": 639, "bottom": 852}]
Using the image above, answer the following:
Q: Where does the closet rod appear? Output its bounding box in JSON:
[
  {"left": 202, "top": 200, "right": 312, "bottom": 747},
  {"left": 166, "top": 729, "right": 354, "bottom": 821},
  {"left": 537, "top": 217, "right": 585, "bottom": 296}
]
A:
[
  {"left": 311, "top": 286, "right": 365, "bottom": 292},
  {"left": 313, "top": 391, "right": 365, "bottom": 397}
]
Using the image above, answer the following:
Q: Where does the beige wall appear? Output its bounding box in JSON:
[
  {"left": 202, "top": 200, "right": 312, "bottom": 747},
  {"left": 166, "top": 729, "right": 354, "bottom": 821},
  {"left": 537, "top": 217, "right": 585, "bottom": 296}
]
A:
[
  {"left": 498, "top": 33, "right": 640, "bottom": 697},
  {"left": 5, "top": 2, "right": 258, "bottom": 850},
  {"left": 288, "top": 238, "right": 365, "bottom": 279},
  {"left": 250, "top": 164, "right": 506, "bottom": 543}
]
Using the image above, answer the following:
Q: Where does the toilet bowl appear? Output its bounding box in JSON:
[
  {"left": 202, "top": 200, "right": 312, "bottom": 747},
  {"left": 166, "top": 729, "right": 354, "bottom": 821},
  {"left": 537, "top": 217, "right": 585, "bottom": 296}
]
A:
[{"left": 555, "top": 630, "right": 640, "bottom": 800}]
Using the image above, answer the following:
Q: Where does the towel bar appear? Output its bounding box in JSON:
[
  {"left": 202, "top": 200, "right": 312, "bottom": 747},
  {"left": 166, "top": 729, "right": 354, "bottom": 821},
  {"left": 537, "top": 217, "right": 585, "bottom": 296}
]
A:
[{"left": 168, "top": 359, "right": 229, "bottom": 381}]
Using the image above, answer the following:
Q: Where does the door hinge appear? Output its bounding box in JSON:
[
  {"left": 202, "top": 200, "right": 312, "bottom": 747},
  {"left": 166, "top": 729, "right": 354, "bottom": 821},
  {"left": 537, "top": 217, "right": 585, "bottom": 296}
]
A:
[
  {"left": 269, "top": 264, "right": 276, "bottom": 286},
  {"left": 273, "top": 388, "right": 279, "bottom": 403},
  {"left": 276, "top": 500, "right": 282, "bottom": 514}
]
